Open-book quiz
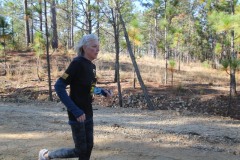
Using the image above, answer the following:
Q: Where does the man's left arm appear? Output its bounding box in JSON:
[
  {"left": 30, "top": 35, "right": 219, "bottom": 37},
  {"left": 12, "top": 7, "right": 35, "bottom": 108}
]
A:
[{"left": 94, "top": 87, "right": 112, "bottom": 97}]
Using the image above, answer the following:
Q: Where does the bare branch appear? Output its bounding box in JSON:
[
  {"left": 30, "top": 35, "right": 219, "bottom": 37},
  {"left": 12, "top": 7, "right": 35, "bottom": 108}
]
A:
[{"left": 99, "top": 26, "right": 114, "bottom": 38}]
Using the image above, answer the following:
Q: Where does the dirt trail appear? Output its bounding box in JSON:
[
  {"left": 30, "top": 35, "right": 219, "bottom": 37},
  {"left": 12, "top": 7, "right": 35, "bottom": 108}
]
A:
[{"left": 0, "top": 102, "right": 239, "bottom": 160}]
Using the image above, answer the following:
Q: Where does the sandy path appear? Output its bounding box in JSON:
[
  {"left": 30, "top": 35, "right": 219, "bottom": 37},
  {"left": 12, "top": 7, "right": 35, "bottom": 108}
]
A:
[{"left": 0, "top": 102, "right": 239, "bottom": 160}]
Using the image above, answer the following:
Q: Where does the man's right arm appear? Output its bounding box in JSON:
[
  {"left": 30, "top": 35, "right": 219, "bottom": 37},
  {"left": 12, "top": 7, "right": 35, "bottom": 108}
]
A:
[{"left": 54, "top": 78, "right": 84, "bottom": 118}]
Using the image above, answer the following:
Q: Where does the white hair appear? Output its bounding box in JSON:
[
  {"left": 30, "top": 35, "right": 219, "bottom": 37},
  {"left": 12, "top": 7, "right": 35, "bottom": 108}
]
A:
[{"left": 75, "top": 34, "right": 99, "bottom": 56}]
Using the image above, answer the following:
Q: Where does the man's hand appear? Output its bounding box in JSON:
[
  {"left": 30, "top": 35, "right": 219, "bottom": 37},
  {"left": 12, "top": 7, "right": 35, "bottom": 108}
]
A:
[
  {"left": 77, "top": 114, "right": 86, "bottom": 122},
  {"left": 102, "top": 89, "right": 113, "bottom": 98}
]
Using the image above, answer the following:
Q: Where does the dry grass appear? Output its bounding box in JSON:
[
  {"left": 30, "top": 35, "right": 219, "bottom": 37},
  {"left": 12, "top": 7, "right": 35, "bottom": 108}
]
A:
[
  {"left": 1, "top": 51, "right": 240, "bottom": 120},
  {"left": 97, "top": 53, "right": 232, "bottom": 88},
  {"left": 1, "top": 51, "right": 239, "bottom": 100},
  {"left": 92, "top": 53, "right": 240, "bottom": 100}
]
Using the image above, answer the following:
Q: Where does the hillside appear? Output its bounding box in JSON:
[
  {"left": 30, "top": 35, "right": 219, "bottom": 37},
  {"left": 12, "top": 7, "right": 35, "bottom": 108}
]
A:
[{"left": 0, "top": 51, "right": 239, "bottom": 118}]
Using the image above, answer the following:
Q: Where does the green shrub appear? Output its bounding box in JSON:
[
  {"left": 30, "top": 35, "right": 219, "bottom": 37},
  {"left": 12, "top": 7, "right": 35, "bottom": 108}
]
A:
[
  {"left": 221, "top": 58, "right": 240, "bottom": 70},
  {"left": 221, "top": 59, "right": 229, "bottom": 70},
  {"left": 0, "top": 44, "right": 3, "bottom": 56},
  {"left": 230, "top": 58, "right": 240, "bottom": 70},
  {"left": 169, "top": 59, "right": 176, "bottom": 69},
  {"left": 33, "top": 31, "right": 45, "bottom": 58},
  {"left": 202, "top": 60, "right": 210, "bottom": 68}
]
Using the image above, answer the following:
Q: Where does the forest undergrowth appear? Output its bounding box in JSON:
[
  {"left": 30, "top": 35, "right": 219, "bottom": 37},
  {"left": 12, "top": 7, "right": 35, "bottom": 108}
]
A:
[{"left": 0, "top": 51, "right": 239, "bottom": 119}]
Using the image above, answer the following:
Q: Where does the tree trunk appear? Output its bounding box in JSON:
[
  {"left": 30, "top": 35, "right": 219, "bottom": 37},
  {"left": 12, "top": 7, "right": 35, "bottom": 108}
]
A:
[
  {"left": 70, "top": 0, "right": 74, "bottom": 48},
  {"left": 66, "top": 0, "right": 70, "bottom": 49},
  {"left": 210, "top": 35, "right": 216, "bottom": 69},
  {"left": 164, "top": 0, "right": 168, "bottom": 85},
  {"left": 24, "top": 0, "right": 30, "bottom": 47},
  {"left": 36, "top": 57, "right": 43, "bottom": 81},
  {"left": 164, "top": 28, "right": 168, "bottom": 85},
  {"left": 84, "top": 0, "right": 92, "bottom": 34},
  {"left": 44, "top": 0, "right": 53, "bottom": 101},
  {"left": 113, "top": 8, "right": 117, "bottom": 83},
  {"left": 178, "top": 53, "right": 181, "bottom": 71},
  {"left": 51, "top": 0, "right": 58, "bottom": 49},
  {"left": 133, "top": 45, "right": 136, "bottom": 89},
  {"left": 115, "top": 25, "right": 123, "bottom": 108},
  {"left": 230, "top": 0, "right": 236, "bottom": 96},
  {"left": 114, "top": 64, "right": 117, "bottom": 83},
  {"left": 11, "top": 20, "right": 14, "bottom": 44},
  {"left": 148, "top": 30, "right": 151, "bottom": 56},
  {"left": 39, "top": 0, "right": 43, "bottom": 32},
  {"left": 97, "top": 0, "right": 100, "bottom": 38},
  {"left": 111, "top": 8, "right": 123, "bottom": 107},
  {"left": 178, "top": 40, "right": 181, "bottom": 71},
  {"left": 153, "top": 12, "right": 157, "bottom": 59},
  {"left": 88, "top": 0, "right": 92, "bottom": 34},
  {"left": 227, "top": 0, "right": 237, "bottom": 116},
  {"left": 230, "top": 30, "right": 236, "bottom": 96},
  {"left": 31, "top": 18, "right": 34, "bottom": 43},
  {"left": 118, "top": 9, "right": 154, "bottom": 110},
  {"left": 30, "top": 0, "right": 34, "bottom": 43},
  {"left": 3, "top": 26, "right": 6, "bottom": 75}
]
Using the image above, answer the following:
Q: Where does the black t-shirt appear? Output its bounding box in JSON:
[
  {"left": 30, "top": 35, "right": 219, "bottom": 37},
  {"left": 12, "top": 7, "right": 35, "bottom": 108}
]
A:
[{"left": 60, "top": 56, "right": 96, "bottom": 121}]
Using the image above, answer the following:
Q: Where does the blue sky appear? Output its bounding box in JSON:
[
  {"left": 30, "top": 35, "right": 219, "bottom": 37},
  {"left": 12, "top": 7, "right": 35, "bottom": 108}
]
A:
[{"left": 133, "top": 1, "right": 146, "bottom": 12}]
